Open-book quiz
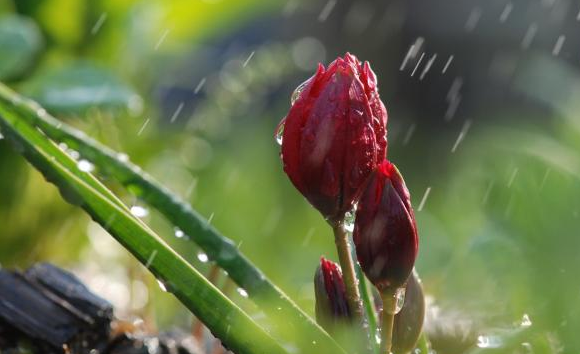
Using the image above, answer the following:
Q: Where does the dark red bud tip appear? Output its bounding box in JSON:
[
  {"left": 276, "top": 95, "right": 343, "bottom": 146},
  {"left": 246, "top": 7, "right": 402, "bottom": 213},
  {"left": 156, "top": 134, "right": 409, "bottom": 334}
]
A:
[
  {"left": 280, "top": 53, "right": 388, "bottom": 221},
  {"left": 353, "top": 160, "right": 418, "bottom": 293},
  {"left": 392, "top": 271, "right": 425, "bottom": 354},
  {"left": 314, "top": 257, "right": 351, "bottom": 330}
]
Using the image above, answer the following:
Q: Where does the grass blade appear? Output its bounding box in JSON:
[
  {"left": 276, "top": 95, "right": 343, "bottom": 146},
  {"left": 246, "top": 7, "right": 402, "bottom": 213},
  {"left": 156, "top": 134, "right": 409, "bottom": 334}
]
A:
[
  {"left": 0, "top": 83, "right": 346, "bottom": 354},
  {"left": 0, "top": 103, "right": 290, "bottom": 354}
]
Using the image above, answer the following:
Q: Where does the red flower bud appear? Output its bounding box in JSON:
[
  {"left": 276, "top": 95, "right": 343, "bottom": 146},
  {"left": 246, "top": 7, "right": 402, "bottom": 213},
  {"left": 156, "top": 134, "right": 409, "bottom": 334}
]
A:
[
  {"left": 353, "top": 160, "right": 418, "bottom": 293},
  {"left": 279, "top": 53, "right": 388, "bottom": 221},
  {"left": 314, "top": 257, "right": 351, "bottom": 329}
]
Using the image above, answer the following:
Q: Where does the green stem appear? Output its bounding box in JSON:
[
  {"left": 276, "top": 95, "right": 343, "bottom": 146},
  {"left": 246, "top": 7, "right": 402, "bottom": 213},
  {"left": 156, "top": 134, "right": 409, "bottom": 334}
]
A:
[
  {"left": 332, "top": 221, "right": 363, "bottom": 321},
  {"left": 381, "top": 291, "right": 397, "bottom": 354}
]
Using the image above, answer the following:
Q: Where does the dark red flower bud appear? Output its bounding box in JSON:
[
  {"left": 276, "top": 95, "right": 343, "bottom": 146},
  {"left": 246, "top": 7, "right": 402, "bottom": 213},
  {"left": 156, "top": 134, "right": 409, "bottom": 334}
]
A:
[
  {"left": 392, "top": 271, "right": 425, "bottom": 354},
  {"left": 279, "top": 53, "right": 388, "bottom": 221},
  {"left": 353, "top": 160, "right": 418, "bottom": 293},
  {"left": 314, "top": 257, "right": 351, "bottom": 330}
]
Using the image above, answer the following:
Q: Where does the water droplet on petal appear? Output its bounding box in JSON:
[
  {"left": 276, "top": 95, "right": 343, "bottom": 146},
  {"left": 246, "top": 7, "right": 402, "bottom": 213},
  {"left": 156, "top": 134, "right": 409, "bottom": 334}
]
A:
[
  {"left": 237, "top": 288, "right": 249, "bottom": 298},
  {"left": 394, "top": 287, "right": 406, "bottom": 314},
  {"left": 197, "top": 252, "right": 209, "bottom": 263},
  {"left": 77, "top": 159, "right": 95, "bottom": 172},
  {"left": 291, "top": 78, "right": 312, "bottom": 105},
  {"left": 275, "top": 118, "right": 286, "bottom": 146},
  {"left": 130, "top": 205, "right": 149, "bottom": 218}
]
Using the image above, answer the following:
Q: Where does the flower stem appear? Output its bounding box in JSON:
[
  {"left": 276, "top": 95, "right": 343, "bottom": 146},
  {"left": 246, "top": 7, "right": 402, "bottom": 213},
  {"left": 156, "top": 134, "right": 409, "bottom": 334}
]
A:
[
  {"left": 332, "top": 221, "right": 363, "bottom": 322},
  {"left": 380, "top": 291, "right": 397, "bottom": 354}
]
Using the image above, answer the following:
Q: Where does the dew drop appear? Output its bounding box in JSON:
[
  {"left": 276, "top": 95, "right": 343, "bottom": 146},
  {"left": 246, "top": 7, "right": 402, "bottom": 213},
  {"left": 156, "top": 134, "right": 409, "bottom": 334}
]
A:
[
  {"left": 174, "top": 227, "right": 185, "bottom": 238},
  {"left": 157, "top": 279, "right": 168, "bottom": 292},
  {"left": 130, "top": 205, "right": 149, "bottom": 218},
  {"left": 237, "top": 288, "right": 249, "bottom": 298},
  {"left": 58, "top": 142, "right": 68, "bottom": 151},
  {"left": 394, "top": 287, "right": 406, "bottom": 314},
  {"left": 291, "top": 78, "right": 311, "bottom": 105},
  {"left": 275, "top": 118, "right": 285, "bottom": 146},
  {"left": 77, "top": 159, "right": 95, "bottom": 172},
  {"left": 521, "top": 313, "right": 532, "bottom": 327},
  {"left": 197, "top": 252, "right": 209, "bottom": 263},
  {"left": 68, "top": 149, "right": 80, "bottom": 160}
]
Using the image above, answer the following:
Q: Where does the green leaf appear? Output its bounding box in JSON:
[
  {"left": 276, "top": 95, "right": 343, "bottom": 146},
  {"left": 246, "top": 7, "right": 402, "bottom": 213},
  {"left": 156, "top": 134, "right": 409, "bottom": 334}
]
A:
[
  {"left": 0, "top": 15, "right": 43, "bottom": 81},
  {"left": 21, "top": 61, "right": 143, "bottom": 115},
  {"left": 0, "top": 82, "right": 346, "bottom": 354},
  {"left": 0, "top": 101, "right": 290, "bottom": 354}
]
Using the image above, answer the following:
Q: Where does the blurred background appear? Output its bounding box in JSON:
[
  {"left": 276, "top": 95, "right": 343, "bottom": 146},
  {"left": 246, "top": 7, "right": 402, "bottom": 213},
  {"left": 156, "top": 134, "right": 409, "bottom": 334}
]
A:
[{"left": 1, "top": 0, "right": 579, "bottom": 352}]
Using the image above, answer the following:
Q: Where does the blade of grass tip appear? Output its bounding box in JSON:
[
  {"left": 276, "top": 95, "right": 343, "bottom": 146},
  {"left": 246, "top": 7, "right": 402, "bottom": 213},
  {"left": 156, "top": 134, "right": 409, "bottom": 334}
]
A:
[
  {"left": 0, "top": 83, "right": 347, "bottom": 354},
  {"left": 0, "top": 89, "right": 129, "bottom": 213},
  {"left": 0, "top": 104, "right": 291, "bottom": 354}
]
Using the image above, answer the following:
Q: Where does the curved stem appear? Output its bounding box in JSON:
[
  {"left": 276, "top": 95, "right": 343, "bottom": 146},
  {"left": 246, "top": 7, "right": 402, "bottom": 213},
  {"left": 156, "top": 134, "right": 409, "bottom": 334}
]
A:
[
  {"left": 380, "top": 291, "right": 397, "bottom": 354},
  {"left": 332, "top": 222, "right": 363, "bottom": 321}
]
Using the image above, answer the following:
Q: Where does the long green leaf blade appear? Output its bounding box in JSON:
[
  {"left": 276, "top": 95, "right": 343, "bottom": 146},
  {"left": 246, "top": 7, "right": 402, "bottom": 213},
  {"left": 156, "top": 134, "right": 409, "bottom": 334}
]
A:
[
  {"left": 0, "top": 83, "right": 346, "bottom": 354},
  {"left": 0, "top": 103, "right": 290, "bottom": 354}
]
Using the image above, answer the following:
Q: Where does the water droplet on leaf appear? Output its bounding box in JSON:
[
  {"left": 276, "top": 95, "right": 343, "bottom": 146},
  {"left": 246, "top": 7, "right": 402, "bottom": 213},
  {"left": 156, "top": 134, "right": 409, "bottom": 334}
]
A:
[
  {"left": 130, "top": 205, "right": 149, "bottom": 218},
  {"left": 77, "top": 159, "right": 94, "bottom": 172},
  {"left": 197, "top": 252, "right": 209, "bottom": 263},
  {"left": 237, "top": 288, "right": 249, "bottom": 298},
  {"left": 174, "top": 227, "right": 185, "bottom": 238},
  {"left": 117, "top": 153, "right": 129, "bottom": 162}
]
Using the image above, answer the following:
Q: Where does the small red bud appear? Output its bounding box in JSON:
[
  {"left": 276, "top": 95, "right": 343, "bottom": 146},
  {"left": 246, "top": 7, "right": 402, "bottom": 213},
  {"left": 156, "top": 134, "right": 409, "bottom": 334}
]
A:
[
  {"left": 314, "top": 257, "right": 351, "bottom": 330},
  {"left": 279, "top": 53, "right": 388, "bottom": 221},
  {"left": 353, "top": 160, "right": 418, "bottom": 293}
]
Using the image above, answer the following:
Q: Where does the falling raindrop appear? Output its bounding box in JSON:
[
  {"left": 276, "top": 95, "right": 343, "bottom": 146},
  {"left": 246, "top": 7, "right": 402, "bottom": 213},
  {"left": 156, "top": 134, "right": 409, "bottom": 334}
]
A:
[
  {"left": 157, "top": 279, "right": 168, "bottom": 292},
  {"left": 237, "top": 288, "right": 249, "bottom": 298},
  {"left": 197, "top": 252, "right": 209, "bottom": 263},
  {"left": 394, "top": 287, "right": 406, "bottom": 314},
  {"left": 77, "top": 159, "right": 95, "bottom": 172},
  {"left": 291, "top": 78, "right": 311, "bottom": 105},
  {"left": 174, "top": 227, "right": 185, "bottom": 238},
  {"left": 275, "top": 118, "right": 286, "bottom": 146},
  {"left": 130, "top": 205, "right": 149, "bottom": 218}
]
